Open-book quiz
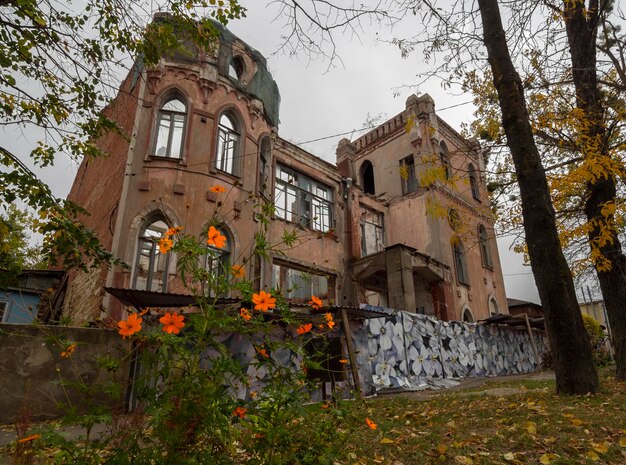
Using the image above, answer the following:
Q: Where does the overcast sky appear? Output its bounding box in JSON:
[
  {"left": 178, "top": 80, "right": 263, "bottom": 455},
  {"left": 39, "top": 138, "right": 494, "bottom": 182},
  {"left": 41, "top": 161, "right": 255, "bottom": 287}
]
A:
[{"left": 0, "top": 0, "right": 541, "bottom": 303}]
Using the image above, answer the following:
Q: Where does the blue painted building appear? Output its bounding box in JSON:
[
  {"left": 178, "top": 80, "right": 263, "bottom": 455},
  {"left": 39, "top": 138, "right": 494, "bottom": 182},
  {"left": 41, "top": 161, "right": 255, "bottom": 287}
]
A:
[{"left": 0, "top": 270, "right": 65, "bottom": 324}]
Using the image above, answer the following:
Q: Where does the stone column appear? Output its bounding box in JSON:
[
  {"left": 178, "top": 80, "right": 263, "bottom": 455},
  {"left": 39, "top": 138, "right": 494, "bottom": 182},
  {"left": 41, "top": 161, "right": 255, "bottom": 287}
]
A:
[{"left": 385, "top": 245, "right": 416, "bottom": 312}]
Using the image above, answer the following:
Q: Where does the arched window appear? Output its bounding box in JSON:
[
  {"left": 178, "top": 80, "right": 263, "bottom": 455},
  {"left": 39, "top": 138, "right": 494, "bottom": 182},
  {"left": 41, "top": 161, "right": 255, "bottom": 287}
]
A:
[
  {"left": 154, "top": 97, "right": 186, "bottom": 158},
  {"left": 228, "top": 56, "right": 244, "bottom": 81},
  {"left": 439, "top": 141, "right": 451, "bottom": 180},
  {"left": 448, "top": 209, "right": 461, "bottom": 231},
  {"left": 216, "top": 113, "right": 241, "bottom": 175},
  {"left": 453, "top": 239, "right": 469, "bottom": 285},
  {"left": 259, "top": 136, "right": 271, "bottom": 197},
  {"left": 469, "top": 163, "right": 480, "bottom": 200},
  {"left": 462, "top": 308, "right": 474, "bottom": 323},
  {"left": 489, "top": 297, "right": 499, "bottom": 316},
  {"left": 360, "top": 160, "right": 376, "bottom": 195},
  {"left": 479, "top": 224, "right": 493, "bottom": 268},
  {"left": 133, "top": 216, "right": 170, "bottom": 292}
]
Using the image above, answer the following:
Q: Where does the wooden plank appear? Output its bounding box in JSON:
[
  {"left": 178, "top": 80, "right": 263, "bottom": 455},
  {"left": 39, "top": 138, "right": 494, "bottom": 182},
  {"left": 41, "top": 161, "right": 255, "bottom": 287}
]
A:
[
  {"left": 524, "top": 313, "right": 541, "bottom": 369},
  {"left": 340, "top": 307, "right": 362, "bottom": 397}
]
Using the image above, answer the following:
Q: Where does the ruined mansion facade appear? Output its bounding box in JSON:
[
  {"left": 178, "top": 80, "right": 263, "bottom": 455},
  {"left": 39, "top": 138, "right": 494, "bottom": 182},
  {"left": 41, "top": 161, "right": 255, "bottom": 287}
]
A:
[{"left": 64, "top": 23, "right": 508, "bottom": 323}]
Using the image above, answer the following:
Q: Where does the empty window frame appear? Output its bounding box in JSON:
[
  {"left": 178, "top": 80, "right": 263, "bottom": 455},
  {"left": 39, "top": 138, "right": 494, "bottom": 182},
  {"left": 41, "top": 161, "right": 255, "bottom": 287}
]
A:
[
  {"left": 400, "top": 155, "right": 418, "bottom": 195},
  {"left": 360, "top": 160, "right": 375, "bottom": 195},
  {"left": 272, "top": 263, "right": 331, "bottom": 302},
  {"left": 133, "top": 217, "right": 171, "bottom": 292},
  {"left": 360, "top": 208, "right": 384, "bottom": 257},
  {"left": 453, "top": 240, "right": 469, "bottom": 286},
  {"left": 479, "top": 224, "right": 493, "bottom": 268},
  {"left": 154, "top": 97, "right": 186, "bottom": 158},
  {"left": 469, "top": 163, "right": 480, "bottom": 201},
  {"left": 274, "top": 165, "right": 333, "bottom": 232},
  {"left": 216, "top": 113, "right": 241, "bottom": 175}
]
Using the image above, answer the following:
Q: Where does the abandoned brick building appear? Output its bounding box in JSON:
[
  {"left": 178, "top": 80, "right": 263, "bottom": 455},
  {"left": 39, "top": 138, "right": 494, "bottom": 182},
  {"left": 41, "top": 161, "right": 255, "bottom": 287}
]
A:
[{"left": 63, "top": 20, "right": 508, "bottom": 324}]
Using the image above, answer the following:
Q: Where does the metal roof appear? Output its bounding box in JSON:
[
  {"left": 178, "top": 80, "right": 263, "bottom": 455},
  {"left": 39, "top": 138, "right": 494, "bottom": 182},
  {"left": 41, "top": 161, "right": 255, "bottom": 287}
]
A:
[{"left": 479, "top": 313, "right": 545, "bottom": 330}]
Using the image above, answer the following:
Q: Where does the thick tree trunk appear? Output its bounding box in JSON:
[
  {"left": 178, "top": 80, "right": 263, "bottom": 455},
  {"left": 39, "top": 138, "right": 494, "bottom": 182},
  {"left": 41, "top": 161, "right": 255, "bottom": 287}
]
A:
[
  {"left": 476, "top": 0, "right": 599, "bottom": 393},
  {"left": 563, "top": 0, "right": 626, "bottom": 380}
]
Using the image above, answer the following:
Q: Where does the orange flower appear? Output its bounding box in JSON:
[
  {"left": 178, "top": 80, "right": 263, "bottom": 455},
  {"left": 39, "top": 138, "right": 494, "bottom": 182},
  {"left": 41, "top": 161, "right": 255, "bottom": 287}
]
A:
[
  {"left": 231, "top": 264, "right": 245, "bottom": 278},
  {"left": 158, "top": 236, "right": 173, "bottom": 254},
  {"left": 210, "top": 185, "right": 226, "bottom": 193},
  {"left": 321, "top": 402, "right": 329, "bottom": 410},
  {"left": 159, "top": 312, "right": 185, "bottom": 334},
  {"left": 308, "top": 295, "right": 323, "bottom": 310},
  {"left": 240, "top": 307, "right": 252, "bottom": 321},
  {"left": 118, "top": 313, "right": 142, "bottom": 339},
  {"left": 256, "top": 346, "right": 269, "bottom": 358},
  {"left": 207, "top": 226, "right": 227, "bottom": 248},
  {"left": 252, "top": 291, "right": 276, "bottom": 312},
  {"left": 17, "top": 434, "right": 41, "bottom": 443},
  {"left": 165, "top": 226, "right": 183, "bottom": 237},
  {"left": 366, "top": 418, "right": 377, "bottom": 430},
  {"left": 339, "top": 359, "right": 348, "bottom": 364},
  {"left": 296, "top": 323, "right": 313, "bottom": 335},
  {"left": 61, "top": 343, "right": 77, "bottom": 359},
  {"left": 232, "top": 406, "right": 247, "bottom": 418},
  {"left": 325, "top": 312, "right": 335, "bottom": 329}
]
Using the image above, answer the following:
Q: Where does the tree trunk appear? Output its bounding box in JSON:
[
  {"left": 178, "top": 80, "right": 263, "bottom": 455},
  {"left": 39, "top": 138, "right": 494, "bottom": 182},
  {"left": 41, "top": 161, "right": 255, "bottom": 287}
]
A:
[
  {"left": 563, "top": 0, "right": 626, "bottom": 380},
  {"left": 476, "top": 0, "right": 599, "bottom": 393}
]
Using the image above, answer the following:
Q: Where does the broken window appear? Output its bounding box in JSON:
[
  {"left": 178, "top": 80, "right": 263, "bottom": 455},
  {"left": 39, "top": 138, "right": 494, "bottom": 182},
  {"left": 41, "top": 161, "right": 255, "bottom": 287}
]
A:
[
  {"left": 154, "top": 97, "right": 186, "bottom": 158},
  {"left": 274, "top": 165, "right": 333, "bottom": 232},
  {"left": 360, "top": 208, "right": 384, "bottom": 257},
  {"left": 216, "top": 113, "right": 241, "bottom": 175},
  {"left": 133, "top": 217, "right": 170, "bottom": 292},
  {"left": 272, "top": 263, "right": 331, "bottom": 302},
  {"left": 400, "top": 155, "right": 418, "bottom": 195}
]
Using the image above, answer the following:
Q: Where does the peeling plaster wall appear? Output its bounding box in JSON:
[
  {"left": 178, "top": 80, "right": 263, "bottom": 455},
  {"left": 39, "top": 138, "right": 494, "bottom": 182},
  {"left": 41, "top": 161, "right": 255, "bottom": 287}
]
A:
[{"left": 0, "top": 325, "right": 130, "bottom": 422}]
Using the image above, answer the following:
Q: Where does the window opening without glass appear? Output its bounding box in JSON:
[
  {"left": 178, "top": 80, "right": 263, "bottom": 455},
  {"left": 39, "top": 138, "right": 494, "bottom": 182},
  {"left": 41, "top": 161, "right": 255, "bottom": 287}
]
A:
[
  {"left": 469, "top": 164, "right": 480, "bottom": 201},
  {"left": 154, "top": 98, "right": 186, "bottom": 158},
  {"left": 274, "top": 165, "right": 333, "bottom": 232}
]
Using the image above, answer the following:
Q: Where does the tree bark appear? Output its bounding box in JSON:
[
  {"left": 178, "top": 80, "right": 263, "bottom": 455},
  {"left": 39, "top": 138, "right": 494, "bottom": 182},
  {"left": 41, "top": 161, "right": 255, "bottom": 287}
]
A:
[
  {"left": 476, "top": 0, "right": 599, "bottom": 393},
  {"left": 563, "top": 0, "right": 626, "bottom": 380}
]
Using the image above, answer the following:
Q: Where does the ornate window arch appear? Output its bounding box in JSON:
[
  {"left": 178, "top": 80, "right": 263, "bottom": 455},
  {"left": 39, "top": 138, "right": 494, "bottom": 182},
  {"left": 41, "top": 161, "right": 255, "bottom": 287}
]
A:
[
  {"left": 469, "top": 163, "right": 480, "bottom": 200},
  {"left": 216, "top": 112, "right": 242, "bottom": 176},
  {"left": 360, "top": 160, "right": 376, "bottom": 195},
  {"left": 453, "top": 238, "right": 469, "bottom": 285},
  {"left": 154, "top": 94, "right": 187, "bottom": 159},
  {"left": 479, "top": 224, "right": 493, "bottom": 268},
  {"left": 133, "top": 214, "right": 171, "bottom": 292},
  {"left": 462, "top": 307, "right": 474, "bottom": 323}
]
